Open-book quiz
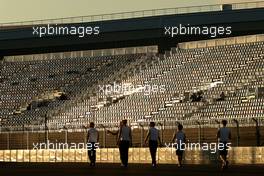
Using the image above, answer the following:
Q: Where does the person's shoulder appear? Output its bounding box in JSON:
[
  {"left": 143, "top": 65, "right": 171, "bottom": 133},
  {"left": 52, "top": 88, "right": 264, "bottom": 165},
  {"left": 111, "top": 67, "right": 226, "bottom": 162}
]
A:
[
  {"left": 152, "top": 127, "right": 158, "bottom": 132},
  {"left": 89, "top": 128, "right": 97, "bottom": 132}
]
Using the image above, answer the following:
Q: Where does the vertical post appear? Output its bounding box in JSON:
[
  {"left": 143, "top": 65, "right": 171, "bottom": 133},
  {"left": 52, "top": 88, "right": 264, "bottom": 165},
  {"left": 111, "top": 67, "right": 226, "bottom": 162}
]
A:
[
  {"left": 233, "top": 119, "right": 240, "bottom": 146},
  {"left": 65, "top": 128, "right": 68, "bottom": 144},
  {"left": 45, "top": 115, "right": 48, "bottom": 144},
  {"left": 139, "top": 123, "right": 144, "bottom": 147},
  {"left": 22, "top": 125, "right": 24, "bottom": 149},
  {"left": 197, "top": 121, "right": 201, "bottom": 144},
  {"left": 7, "top": 132, "right": 10, "bottom": 150},
  {"left": 83, "top": 127, "right": 87, "bottom": 145},
  {"left": 27, "top": 131, "right": 29, "bottom": 150},
  {"left": 158, "top": 122, "right": 163, "bottom": 144},
  {"left": 252, "top": 118, "right": 260, "bottom": 146},
  {"left": 0, "top": 118, "right": 2, "bottom": 133},
  {"left": 163, "top": 119, "right": 166, "bottom": 143},
  {"left": 104, "top": 128, "right": 106, "bottom": 148},
  {"left": 101, "top": 125, "right": 106, "bottom": 148}
]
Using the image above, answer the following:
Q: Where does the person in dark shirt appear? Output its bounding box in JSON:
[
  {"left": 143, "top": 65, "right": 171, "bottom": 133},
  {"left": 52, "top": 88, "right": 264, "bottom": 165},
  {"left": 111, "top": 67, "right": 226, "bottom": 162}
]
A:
[
  {"left": 87, "top": 122, "right": 99, "bottom": 166},
  {"left": 217, "top": 92, "right": 226, "bottom": 101},
  {"left": 144, "top": 122, "right": 161, "bottom": 167},
  {"left": 217, "top": 120, "right": 231, "bottom": 170}
]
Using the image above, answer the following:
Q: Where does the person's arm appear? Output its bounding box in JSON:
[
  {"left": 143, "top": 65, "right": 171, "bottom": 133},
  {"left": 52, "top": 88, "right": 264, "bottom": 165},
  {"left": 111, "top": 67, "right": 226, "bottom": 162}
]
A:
[
  {"left": 107, "top": 130, "right": 118, "bottom": 135},
  {"left": 183, "top": 133, "right": 186, "bottom": 143},
  {"left": 228, "top": 130, "right": 231, "bottom": 140}
]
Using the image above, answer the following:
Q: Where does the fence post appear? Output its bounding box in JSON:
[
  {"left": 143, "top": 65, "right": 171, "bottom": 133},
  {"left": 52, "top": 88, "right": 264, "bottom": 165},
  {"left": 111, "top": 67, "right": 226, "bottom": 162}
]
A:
[
  {"left": 196, "top": 121, "right": 202, "bottom": 144},
  {"left": 233, "top": 119, "right": 240, "bottom": 146},
  {"left": 252, "top": 118, "right": 260, "bottom": 146}
]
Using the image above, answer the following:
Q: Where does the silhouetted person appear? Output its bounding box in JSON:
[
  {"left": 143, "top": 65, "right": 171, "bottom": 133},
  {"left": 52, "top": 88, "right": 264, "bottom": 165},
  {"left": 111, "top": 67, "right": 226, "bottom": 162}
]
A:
[
  {"left": 190, "top": 92, "right": 197, "bottom": 102},
  {"left": 117, "top": 119, "right": 132, "bottom": 167},
  {"left": 172, "top": 124, "right": 186, "bottom": 167},
  {"left": 87, "top": 122, "right": 99, "bottom": 166},
  {"left": 144, "top": 122, "right": 161, "bottom": 167},
  {"left": 197, "top": 90, "right": 203, "bottom": 101},
  {"left": 191, "top": 91, "right": 203, "bottom": 102},
  {"left": 59, "top": 93, "right": 69, "bottom": 100},
  {"left": 217, "top": 92, "right": 226, "bottom": 101},
  {"left": 217, "top": 120, "right": 231, "bottom": 170}
]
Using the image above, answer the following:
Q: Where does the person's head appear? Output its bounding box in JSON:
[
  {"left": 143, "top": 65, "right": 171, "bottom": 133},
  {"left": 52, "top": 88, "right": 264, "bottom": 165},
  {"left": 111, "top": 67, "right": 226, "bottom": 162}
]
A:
[
  {"left": 222, "top": 120, "right": 227, "bottom": 127},
  {"left": 149, "top": 122, "right": 155, "bottom": 127},
  {"left": 89, "top": 122, "right": 95, "bottom": 128},
  {"left": 178, "top": 124, "right": 183, "bottom": 131},
  {"left": 122, "top": 119, "right": 127, "bottom": 126}
]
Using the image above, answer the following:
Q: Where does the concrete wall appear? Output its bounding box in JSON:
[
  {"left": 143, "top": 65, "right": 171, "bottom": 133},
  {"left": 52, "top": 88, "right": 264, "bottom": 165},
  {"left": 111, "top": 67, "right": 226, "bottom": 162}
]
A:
[{"left": 0, "top": 147, "right": 263, "bottom": 164}]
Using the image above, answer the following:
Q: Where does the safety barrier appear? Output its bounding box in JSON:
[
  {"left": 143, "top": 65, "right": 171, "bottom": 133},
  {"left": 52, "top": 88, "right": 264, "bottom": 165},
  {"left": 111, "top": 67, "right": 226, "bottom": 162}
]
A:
[{"left": 0, "top": 147, "right": 263, "bottom": 164}]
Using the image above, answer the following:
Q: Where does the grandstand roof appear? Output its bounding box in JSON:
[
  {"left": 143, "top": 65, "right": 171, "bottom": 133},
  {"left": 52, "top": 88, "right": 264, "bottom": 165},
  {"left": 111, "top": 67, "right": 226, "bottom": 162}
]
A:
[{"left": 0, "top": 1, "right": 264, "bottom": 28}]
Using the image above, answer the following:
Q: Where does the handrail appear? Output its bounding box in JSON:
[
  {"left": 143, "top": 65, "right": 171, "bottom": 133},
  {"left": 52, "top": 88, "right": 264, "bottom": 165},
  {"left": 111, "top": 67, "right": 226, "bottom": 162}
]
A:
[{"left": 0, "top": 1, "right": 264, "bottom": 28}]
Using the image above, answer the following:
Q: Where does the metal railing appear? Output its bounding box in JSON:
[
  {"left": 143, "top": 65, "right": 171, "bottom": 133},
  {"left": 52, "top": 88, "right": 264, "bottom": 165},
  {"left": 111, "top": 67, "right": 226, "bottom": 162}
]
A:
[{"left": 0, "top": 1, "right": 264, "bottom": 27}]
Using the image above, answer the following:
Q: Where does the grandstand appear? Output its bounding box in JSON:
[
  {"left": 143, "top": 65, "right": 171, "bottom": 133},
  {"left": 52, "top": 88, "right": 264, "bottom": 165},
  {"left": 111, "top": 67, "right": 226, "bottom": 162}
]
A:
[
  {"left": 0, "top": 34, "right": 263, "bottom": 150},
  {"left": 0, "top": 1, "right": 264, "bottom": 175}
]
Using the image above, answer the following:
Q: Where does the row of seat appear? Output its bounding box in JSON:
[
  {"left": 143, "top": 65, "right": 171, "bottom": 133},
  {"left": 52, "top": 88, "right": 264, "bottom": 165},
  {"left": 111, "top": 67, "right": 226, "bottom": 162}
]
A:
[{"left": 0, "top": 40, "right": 263, "bottom": 132}]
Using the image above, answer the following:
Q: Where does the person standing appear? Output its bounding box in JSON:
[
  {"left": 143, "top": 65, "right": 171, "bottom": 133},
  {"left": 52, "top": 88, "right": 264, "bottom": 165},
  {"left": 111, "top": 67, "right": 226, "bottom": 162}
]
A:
[
  {"left": 144, "top": 122, "right": 161, "bottom": 167},
  {"left": 87, "top": 122, "right": 99, "bottom": 166},
  {"left": 172, "top": 124, "right": 186, "bottom": 167},
  {"left": 217, "top": 120, "right": 231, "bottom": 170},
  {"left": 117, "top": 119, "right": 132, "bottom": 167}
]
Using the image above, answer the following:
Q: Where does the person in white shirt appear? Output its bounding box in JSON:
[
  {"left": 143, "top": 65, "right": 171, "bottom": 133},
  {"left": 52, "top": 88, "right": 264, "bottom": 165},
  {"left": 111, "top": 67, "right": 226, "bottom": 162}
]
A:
[
  {"left": 87, "top": 122, "right": 99, "bottom": 166},
  {"left": 172, "top": 124, "right": 186, "bottom": 167},
  {"left": 117, "top": 119, "right": 132, "bottom": 167},
  {"left": 144, "top": 122, "right": 161, "bottom": 167},
  {"left": 217, "top": 120, "right": 231, "bottom": 170}
]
